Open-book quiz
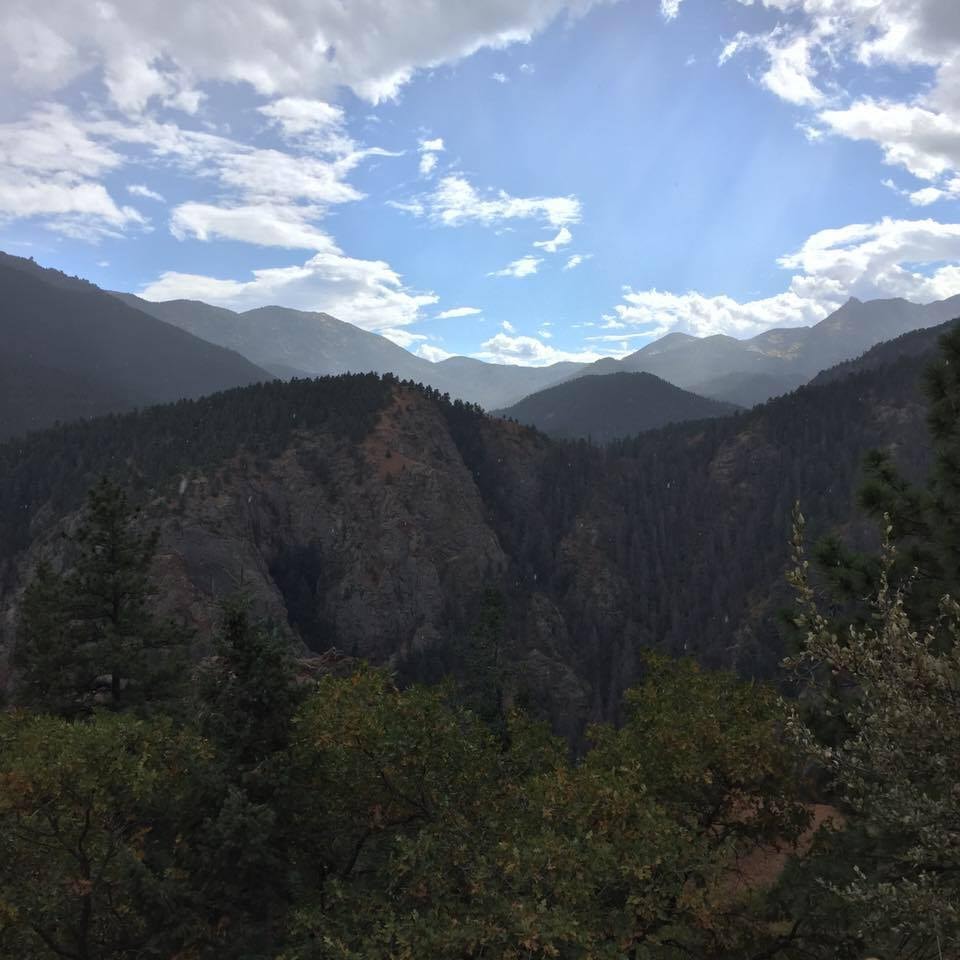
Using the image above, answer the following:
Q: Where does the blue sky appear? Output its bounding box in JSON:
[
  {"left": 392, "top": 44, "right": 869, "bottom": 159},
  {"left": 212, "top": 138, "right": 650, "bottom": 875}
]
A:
[{"left": 2, "top": 0, "right": 959, "bottom": 364}]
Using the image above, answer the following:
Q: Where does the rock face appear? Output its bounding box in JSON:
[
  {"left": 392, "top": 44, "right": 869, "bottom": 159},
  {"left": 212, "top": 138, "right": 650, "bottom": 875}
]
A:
[{"left": 0, "top": 385, "right": 587, "bottom": 733}]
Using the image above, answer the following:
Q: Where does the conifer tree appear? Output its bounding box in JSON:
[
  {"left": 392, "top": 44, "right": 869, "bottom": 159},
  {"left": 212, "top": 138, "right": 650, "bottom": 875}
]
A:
[
  {"left": 188, "top": 600, "right": 306, "bottom": 958},
  {"left": 14, "top": 477, "right": 184, "bottom": 715},
  {"left": 813, "top": 325, "right": 960, "bottom": 632}
]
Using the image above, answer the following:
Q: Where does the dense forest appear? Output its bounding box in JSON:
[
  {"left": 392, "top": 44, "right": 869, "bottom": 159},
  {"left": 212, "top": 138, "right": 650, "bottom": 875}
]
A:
[
  {"left": 1, "top": 327, "right": 959, "bottom": 958},
  {"left": 495, "top": 371, "right": 738, "bottom": 442},
  {"left": 1, "top": 322, "right": 951, "bottom": 735}
]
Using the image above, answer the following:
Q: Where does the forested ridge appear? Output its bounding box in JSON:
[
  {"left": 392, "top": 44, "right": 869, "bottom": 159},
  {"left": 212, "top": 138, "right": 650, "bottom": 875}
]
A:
[
  {"left": 0, "top": 322, "right": 950, "bottom": 722},
  {"left": 1, "top": 326, "right": 960, "bottom": 958},
  {"left": 494, "top": 371, "right": 738, "bottom": 442},
  {"left": 0, "top": 257, "right": 269, "bottom": 440}
]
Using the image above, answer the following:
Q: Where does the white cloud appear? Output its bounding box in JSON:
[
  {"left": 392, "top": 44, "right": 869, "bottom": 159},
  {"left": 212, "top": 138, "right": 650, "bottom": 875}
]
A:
[
  {"left": 819, "top": 100, "right": 960, "bottom": 181},
  {"left": 408, "top": 175, "right": 582, "bottom": 229},
  {"left": 170, "top": 202, "right": 338, "bottom": 250},
  {"left": 259, "top": 97, "right": 345, "bottom": 137},
  {"left": 0, "top": 99, "right": 390, "bottom": 241},
  {"left": 0, "top": 1, "right": 618, "bottom": 110},
  {"left": 127, "top": 183, "right": 165, "bottom": 202},
  {"left": 0, "top": 103, "right": 123, "bottom": 180},
  {"left": 141, "top": 249, "right": 438, "bottom": 334},
  {"left": 0, "top": 105, "right": 144, "bottom": 238},
  {"left": 563, "top": 252, "right": 590, "bottom": 270},
  {"left": 418, "top": 343, "right": 456, "bottom": 362},
  {"left": 489, "top": 254, "right": 542, "bottom": 278},
  {"left": 435, "top": 306, "right": 482, "bottom": 319},
  {"left": 501, "top": 320, "right": 516, "bottom": 332},
  {"left": 909, "top": 178, "right": 960, "bottom": 205},
  {"left": 417, "top": 136, "right": 445, "bottom": 177},
  {"left": 476, "top": 332, "right": 607, "bottom": 366},
  {"left": 0, "top": 176, "right": 144, "bottom": 234},
  {"left": 380, "top": 328, "right": 428, "bottom": 348},
  {"left": 610, "top": 216, "right": 960, "bottom": 340},
  {"left": 386, "top": 198, "right": 426, "bottom": 216},
  {"left": 761, "top": 35, "right": 824, "bottom": 106},
  {"left": 660, "top": 0, "right": 683, "bottom": 21},
  {"left": 533, "top": 226, "right": 572, "bottom": 252},
  {"left": 491, "top": 72, "right": 508, "bottom": 83},
  {"left": 519, "top": 63, "right": 535, "bottom": 74},
  {"left": 707, "top": 2, "right": 960, "bottom": 194}
]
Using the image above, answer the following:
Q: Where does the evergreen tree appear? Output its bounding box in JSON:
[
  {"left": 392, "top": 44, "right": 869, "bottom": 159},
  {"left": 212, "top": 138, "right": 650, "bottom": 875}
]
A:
[
  {"left": 813, "top": 325, "right": 960, "bottom": 633},
  {"left": 458, "top": 588, "right": 510, "bottom": 738},
  {"left": 786, "top": 521, "right": 960, "bottom": 957},
  {"left": 187, "top": 600, "right": 307, "bottom": 958},
  {"left": 14, "top": 477, "right": 185, "bottom": 716}
]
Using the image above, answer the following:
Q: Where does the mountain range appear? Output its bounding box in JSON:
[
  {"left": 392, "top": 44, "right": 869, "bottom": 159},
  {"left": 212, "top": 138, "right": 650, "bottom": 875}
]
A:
[
  {"left": 3, "top": 248, "right": 960, "bottom": 446},
  {"left": 110, "top": 266, "right": 960, "bottom": 410},
  {"left": 2, "top": 315, "right": 954, "bottom": 734},
  {"left": 570, "top": 294, "right": 960, "bottom": 406},
  {"left": 113, "top": 292, "right": 583, "bottom": 411}
]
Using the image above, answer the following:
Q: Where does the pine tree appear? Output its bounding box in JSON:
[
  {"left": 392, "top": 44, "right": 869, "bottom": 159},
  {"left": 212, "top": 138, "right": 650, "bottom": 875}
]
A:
[
  {"left": 14, "top": 477, "right": 185, "bottom": 716},
  {"left": 812, "top": 325, "right": 960, "bottom": 634},
  {"left": 187, "top": 599, "right": 306, "bottom": 958}
]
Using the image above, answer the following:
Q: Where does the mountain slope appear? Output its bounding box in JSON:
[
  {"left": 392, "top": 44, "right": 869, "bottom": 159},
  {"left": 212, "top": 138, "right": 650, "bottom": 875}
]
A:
[
  {"left": 497, "top": 372, "right": 738, "bottom": 442},
  {"left": 116, "top": 293, "right": 583, "bottom": 409},
  {"left": 571, "top": 294, "right": 960, "bottom": 405},
  {"left": 688, "top": 371, "right": 808, "bottom": 408},
  {"left": 0, "top": 328, "right": 943, "bottom": 733},
  {"left": 0, "top": 255, "right": 270, "bottom": 440},
  {"left": 810, "top": 316, "right": 960, "bottom": 386}
]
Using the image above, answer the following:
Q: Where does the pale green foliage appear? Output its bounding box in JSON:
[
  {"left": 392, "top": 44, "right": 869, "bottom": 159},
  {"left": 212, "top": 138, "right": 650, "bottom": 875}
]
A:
[{"left": 787, "top": 507, "right": 960, "bottom": 952}]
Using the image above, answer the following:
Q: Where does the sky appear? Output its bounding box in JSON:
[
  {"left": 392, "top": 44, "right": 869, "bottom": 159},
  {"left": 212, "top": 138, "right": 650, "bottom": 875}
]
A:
[{"left": 2, "top": 1, "right": 960, "bottom": 366}]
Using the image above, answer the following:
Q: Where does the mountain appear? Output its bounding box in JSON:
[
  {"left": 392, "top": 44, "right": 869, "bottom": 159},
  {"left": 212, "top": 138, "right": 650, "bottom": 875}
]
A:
[
  {"left": 810, "top": 316, "right": 960, "bottom": 386},
  {"left": 112, "top": 281, "right": 960, "bottom": 413},
  {"left": 114, "top": 293, "right": 583, "bottom": 409},
  {"left": 572, "top": 294, "right": 960, "bottom": 406},
  {"left": 0, "top": 253, "right": 270, "bottom": 441},
  {"left": 496, "top": 372, "right": 739, "bottom": 442},
  {"left": 687, "top": 371, "right": 809, "bottom": 408},
  {"left": 0, "top": 321, "right": 946, "bottom": 735},
  {"left": 429, "top": 355, "right": 587, "bottom": 410}
]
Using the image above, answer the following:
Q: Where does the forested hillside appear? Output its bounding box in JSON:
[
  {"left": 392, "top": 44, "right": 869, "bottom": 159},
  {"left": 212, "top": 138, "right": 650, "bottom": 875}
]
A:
[
  {"left": 0, "top": 255, "right": 270, "bottom": 440},
  {"left": 496, "top": 371, "right": 738, "bottom": 441},
  {"left": 1, "top": 320, "right": 946, "bottom": 732},
  {"left": 1, "top": 325, "right": 958, "bottom": 960}
]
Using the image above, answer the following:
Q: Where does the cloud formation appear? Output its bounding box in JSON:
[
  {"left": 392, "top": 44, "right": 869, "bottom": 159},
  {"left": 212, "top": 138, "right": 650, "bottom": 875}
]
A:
[
  {"left": 489, "top": 255, "right": 542, "bottom": 278},
  {"left": 533, "top": 226, "right": 572, "bottom": 252},
  {"left": 715, "top": 1, "right": 960, "bottom": 196},
  {"left": 142, "top": 250, "right": 438, "bottom": 334},
  {"left": 418, "top": 137, "right": 445, "bottom": 177},
  {"left": 476, "top": 332, "right": 606, "bottom": 365},
  {"left": 610, "top": 216, "right": 960, "bottom": 339},
  {"left": 0, "top": 0, "right": 617, "bottom": 109},
  {"left": 400, "top": 175, "right": 582, "bottom": 230}
]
